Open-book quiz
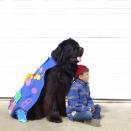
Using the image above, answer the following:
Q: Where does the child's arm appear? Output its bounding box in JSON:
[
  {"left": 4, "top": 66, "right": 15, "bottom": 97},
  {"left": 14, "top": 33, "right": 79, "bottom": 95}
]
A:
[
  {"left": 87, "top": 97, "right": 95, "bottom": 111},
  {"left": 67, "top": 85, "right": 89, "bottom": 112},
  {"left": 86, "top": 86, "right": 95, "bottom": 111}
]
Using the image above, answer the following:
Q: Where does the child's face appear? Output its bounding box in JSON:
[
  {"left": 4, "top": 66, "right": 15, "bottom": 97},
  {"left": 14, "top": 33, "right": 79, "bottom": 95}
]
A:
[{"left": 79, "top": 71, "right": 89, "bottom": 83}]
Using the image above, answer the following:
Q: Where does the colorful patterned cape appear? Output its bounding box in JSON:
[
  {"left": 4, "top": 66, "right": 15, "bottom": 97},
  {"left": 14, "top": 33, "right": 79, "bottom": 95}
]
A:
[{"left": 8, "top": 57, "right": 57, "bottom": 117}]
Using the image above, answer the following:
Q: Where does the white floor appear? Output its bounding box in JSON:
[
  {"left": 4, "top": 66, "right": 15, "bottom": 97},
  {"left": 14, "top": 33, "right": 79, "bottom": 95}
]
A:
[{"left": 1, "top": 101, "right": 131, "bottom": 131}]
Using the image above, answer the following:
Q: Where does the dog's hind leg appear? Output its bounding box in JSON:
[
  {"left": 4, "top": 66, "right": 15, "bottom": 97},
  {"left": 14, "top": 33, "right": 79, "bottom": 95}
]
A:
[{"left": 27, "top": 94, "right": 45, "bottom": 120}]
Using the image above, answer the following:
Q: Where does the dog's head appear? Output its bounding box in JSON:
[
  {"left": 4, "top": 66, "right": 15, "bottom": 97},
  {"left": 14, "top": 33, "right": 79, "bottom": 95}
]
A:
[{"left": 51, "top": 38, "right": 84, "bottom": 64}]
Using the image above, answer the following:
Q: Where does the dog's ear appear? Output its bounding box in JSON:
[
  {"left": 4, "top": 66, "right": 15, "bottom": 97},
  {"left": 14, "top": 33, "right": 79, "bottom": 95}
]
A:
[{"left": 51, "top": 46, "right": 64, "bottom": 64}]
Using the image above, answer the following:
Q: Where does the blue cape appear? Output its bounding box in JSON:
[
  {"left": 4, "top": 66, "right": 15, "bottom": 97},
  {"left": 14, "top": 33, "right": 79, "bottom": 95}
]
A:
[{"left": 8, "top": 57, "right": 57, "bottom": 117}]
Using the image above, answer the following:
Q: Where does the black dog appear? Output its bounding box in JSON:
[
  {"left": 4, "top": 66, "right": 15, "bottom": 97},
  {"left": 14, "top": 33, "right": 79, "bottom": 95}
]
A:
[{"left": 27, "top": 38, "right": 84, "bottom": 123}]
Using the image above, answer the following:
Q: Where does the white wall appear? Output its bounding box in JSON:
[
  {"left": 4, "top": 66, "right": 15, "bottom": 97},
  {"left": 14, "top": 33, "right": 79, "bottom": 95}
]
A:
[{"left": 0, "top": 0, "right": 131, "bottom": 99}]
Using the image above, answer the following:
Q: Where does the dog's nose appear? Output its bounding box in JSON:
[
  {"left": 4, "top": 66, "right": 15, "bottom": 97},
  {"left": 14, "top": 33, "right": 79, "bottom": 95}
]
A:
[{"left": 79, "top": 47, "right": 84, "bottom": 53}]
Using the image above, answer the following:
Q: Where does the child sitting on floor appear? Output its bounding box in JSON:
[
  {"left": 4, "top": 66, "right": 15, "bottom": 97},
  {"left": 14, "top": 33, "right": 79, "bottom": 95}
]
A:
[{"left": 66, "top": 65, "right": 101, "bottom": 126}]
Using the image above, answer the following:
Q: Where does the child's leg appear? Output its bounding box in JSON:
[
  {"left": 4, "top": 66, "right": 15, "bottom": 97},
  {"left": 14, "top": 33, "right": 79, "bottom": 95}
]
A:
[
  {"left": 73, "top": 111, "right": 92, "bottom": 122},
  {"left": 16, "top": 109, "right": 27, "bottom": 123},
  {"left": 92, "top": 104, "right": 101, "bottom": 119}
]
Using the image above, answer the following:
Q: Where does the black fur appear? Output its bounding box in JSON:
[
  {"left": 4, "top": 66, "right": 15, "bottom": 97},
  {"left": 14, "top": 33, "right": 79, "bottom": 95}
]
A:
[{"left": 27, "top": 38, "right": 83, "bottom": 123}]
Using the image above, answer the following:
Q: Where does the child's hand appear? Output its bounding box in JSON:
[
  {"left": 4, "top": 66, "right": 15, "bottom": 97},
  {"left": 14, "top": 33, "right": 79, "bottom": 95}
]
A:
[{"left": 89, "top": 107, "right": 95, "bottom": 112}]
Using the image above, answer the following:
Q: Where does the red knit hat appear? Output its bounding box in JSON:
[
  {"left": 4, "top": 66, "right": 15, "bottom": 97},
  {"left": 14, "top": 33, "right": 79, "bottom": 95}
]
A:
[{"left": 75, "top": 65, "right": 89, "bottom": 78}]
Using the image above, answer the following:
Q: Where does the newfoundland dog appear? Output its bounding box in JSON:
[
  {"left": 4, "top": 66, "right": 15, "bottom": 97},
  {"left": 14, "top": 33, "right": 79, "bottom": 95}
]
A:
[{"left": 27, "top": 38, "right": 84, "bottom": 123}]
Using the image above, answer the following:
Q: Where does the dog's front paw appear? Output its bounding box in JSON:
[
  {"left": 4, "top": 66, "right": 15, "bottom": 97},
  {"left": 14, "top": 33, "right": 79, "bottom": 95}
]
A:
[
  {"left": 50, "top": 117, "right": 62, "bottom": 123},
  {"left": 47, "top": 113, "right": 63, "bottom": 123}
]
